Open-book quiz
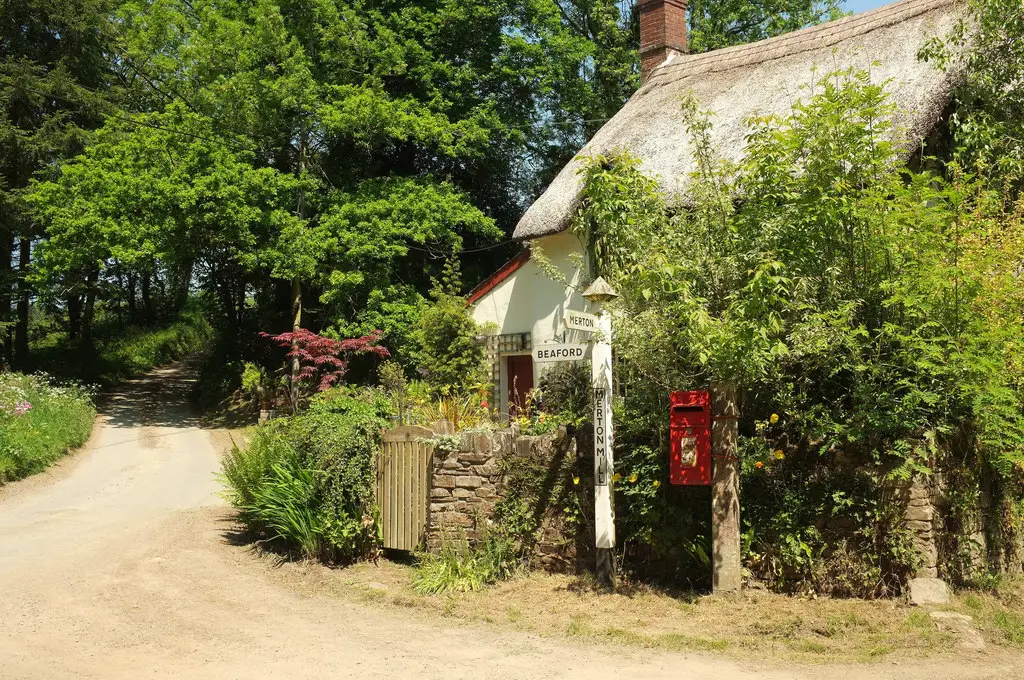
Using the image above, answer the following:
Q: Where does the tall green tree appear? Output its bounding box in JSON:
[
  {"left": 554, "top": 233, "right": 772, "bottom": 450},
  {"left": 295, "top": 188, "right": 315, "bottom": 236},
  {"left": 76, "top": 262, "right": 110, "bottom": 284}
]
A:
[
  {"left": 1, "top": 0, "right": 119, "bottom": 362},
  {"left": 19, "top": 0, "right": 852, "bottom": 369}
]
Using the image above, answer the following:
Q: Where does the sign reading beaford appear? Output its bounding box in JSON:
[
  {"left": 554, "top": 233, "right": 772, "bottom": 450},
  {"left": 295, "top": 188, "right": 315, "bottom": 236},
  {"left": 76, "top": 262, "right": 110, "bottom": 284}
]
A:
[
  {"left": 564, "top": 310, "right": 597, "bottom": 333},
  {"left": 533, "top": 343, "right": 588, "bottom": 363}
]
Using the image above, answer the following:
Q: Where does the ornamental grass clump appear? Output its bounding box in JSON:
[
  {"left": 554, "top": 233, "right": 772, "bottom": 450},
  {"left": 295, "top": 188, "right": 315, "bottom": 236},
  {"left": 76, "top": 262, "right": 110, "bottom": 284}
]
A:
[
  {"left": 219, "top": 387, "right": 389, "bottom": 562},
  {"left": 413, "top": 529, "right": 521, "bottom": 595}
]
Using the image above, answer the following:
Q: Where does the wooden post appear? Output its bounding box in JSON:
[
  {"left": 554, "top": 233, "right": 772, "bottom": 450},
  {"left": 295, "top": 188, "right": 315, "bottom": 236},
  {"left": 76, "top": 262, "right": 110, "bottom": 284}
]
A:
[
  {"left": 711, "top": 382, "right": 741, "bottom": 596},
  {"left": 592, "top": 305, "right": 616, "bottom": 589}
]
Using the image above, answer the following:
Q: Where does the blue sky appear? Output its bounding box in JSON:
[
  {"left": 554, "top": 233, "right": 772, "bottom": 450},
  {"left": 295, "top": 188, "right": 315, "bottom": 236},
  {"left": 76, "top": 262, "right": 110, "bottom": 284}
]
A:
[{"left": 844, "top": 0, "right": 891, "bottom": 13}]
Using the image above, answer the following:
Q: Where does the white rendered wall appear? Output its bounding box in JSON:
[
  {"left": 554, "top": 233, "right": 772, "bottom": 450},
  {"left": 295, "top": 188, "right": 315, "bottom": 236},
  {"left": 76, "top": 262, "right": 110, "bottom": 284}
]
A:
[
  {"left": 471, "top": 230, "right": 593, "bottom": 344},
  {"left": 470, "top": 230, "right": 594, "bottom": 415}
]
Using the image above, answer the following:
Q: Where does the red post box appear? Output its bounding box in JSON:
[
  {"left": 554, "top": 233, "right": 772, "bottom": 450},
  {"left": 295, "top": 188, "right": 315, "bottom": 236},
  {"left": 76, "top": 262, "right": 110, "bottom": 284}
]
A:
[{"left": 669, "top": 390, "right": 711, "bottom": 485}]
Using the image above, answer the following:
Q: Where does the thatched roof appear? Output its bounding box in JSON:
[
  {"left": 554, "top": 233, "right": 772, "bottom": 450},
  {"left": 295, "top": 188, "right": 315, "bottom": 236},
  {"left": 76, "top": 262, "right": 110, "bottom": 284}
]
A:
[{"left": 514, "top": 0, "right": 964, "bottom": 240}]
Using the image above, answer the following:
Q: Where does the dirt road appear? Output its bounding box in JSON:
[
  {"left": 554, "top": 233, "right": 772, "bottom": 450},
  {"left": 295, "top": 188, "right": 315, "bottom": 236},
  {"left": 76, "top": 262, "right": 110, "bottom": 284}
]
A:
[{"left": 0, "top": 366, "right": 1018, "bottom": 680}]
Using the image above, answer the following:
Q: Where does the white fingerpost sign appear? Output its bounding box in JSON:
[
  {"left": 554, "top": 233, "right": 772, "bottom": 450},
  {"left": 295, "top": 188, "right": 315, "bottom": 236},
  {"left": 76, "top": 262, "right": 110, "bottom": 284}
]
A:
[
  {"left": 532, "top": 343, "right": 588, "bottom": 363},
  {"left": 564, "top": 310, "right": 598, "bottom": 333},
  {"left": 582, "top": 277, "right": 619, "bottom": 589},
  {"left": 591, "top": 316, "right": 614, "bottom": 548}
]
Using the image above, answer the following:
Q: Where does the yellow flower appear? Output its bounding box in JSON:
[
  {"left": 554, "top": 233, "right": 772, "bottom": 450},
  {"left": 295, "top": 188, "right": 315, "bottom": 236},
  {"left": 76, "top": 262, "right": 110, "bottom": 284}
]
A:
[
  {"left": 773, "top": 449, "right": 785, "bottom": 460},
  {"left": 572, "top": 476, "right": 580, "bottom": 486},
  {"left": 628, "top": 473, "right": 638, "bottom": 483},
  {"left": 653, "top": 480, "right": 661, "bottom": 489},
  {"left": 770, "top": 413, "right": 779, "bottom": 424},
  {"left": 612, "top": 472, "right": 622, "bottom": 483}
]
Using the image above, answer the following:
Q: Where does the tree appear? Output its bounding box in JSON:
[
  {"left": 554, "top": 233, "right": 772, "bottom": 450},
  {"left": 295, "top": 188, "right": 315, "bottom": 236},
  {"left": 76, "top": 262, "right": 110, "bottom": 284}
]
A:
[
  {"left": 262, "top": 328, "right": 390, "bottom": 411},
  {"left": 1, "top": 0, "right": 119, "bottom": 362},
  {"left": 413, "top": 259, "right": 486, "bottom": 397},
  {"left": 687, "top": 0, "right": 845, "bottom": 53},
  {"left": 28, "top": 108, "right": 308, "bottom": 343},
  {"left": 13, "top": 0, "right": 852, "bottom": 377}
]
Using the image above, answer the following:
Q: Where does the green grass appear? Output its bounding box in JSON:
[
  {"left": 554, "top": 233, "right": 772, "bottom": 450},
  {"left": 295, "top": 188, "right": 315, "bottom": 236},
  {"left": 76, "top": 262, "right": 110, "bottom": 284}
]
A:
[
  {"left": 0, "top": 373, "right": 95, "bottom": 483},
  {"left": 991, "top": 609, "right": 1024, "bottom": 645}
]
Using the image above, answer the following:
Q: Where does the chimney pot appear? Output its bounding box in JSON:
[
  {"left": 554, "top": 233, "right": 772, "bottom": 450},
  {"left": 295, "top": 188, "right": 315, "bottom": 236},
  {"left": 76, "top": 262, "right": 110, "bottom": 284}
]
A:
[{"left": 638, "top": 0, "right": 688, "bottom": 82}]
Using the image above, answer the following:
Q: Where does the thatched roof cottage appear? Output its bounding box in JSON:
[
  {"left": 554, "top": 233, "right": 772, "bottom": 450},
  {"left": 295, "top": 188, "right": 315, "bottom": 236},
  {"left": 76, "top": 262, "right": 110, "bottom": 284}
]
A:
[{"left": 469, "top": 0, "right": 964, "bottom": 418}]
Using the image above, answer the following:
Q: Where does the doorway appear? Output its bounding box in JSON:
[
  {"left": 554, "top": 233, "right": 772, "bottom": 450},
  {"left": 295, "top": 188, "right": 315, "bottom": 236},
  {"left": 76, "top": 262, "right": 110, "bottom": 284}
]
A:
[{"left": 506, "top": 355, "right": 534, "bottom": 417}]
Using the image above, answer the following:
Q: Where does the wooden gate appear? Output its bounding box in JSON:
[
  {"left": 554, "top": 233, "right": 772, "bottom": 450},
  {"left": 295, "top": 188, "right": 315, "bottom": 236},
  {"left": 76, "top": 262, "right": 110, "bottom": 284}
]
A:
[{"left": 377, "top": 425, "right": 434, "bottom": 551}]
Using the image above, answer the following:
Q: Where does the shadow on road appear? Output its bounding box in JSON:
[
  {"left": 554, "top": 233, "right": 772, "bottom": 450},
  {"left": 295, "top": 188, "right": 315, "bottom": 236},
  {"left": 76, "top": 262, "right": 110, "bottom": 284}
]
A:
[{"left": 96, "top": 364, "right": 205, "bottom": 430}]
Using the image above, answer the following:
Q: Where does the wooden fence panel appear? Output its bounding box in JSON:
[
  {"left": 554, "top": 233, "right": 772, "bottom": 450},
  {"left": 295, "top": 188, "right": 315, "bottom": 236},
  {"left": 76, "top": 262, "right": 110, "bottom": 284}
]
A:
[{"left": 378, "top": 425, "right": 434, "bottom": 551}]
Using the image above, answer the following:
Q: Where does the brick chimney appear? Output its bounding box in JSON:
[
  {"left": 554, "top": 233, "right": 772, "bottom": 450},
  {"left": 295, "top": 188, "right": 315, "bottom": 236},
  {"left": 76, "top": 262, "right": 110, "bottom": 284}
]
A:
[{"left": 638, "top": 0, "right": 688, "bottom": 82}]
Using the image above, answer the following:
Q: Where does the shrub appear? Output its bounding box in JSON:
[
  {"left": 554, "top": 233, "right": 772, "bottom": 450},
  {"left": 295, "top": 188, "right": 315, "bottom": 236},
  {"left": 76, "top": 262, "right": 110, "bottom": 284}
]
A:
[
  {"left": 410, "top": 387, "right": 492, "bottom": 431},
  {"left": 100, "top": 306, "right": 213, "bottom": 379},
  {"left": 538, "top": 362, "right": 591, "bottom": 426},
  {"left": 221, "top": 428, "right": 290, "bottom": 509},
  {"left": 246, "top": 449, "right": 324, "bottom": 559},
  {"left": 571, "top": 65, "right": 1024, "bottom": 593},
  {"left": 220, "top": 387, "right": 390, "bottom": 562},
  {"left": 413, "top": 258, "right": 485, "bottom": 397},
  {"left": 0, "top": 373, "right": 95, "bottom": 483}
]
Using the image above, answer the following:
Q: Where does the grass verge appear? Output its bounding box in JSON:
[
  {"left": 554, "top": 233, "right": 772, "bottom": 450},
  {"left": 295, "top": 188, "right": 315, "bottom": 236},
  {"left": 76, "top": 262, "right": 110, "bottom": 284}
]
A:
[
  {"left": 0, "top": 373, "right": 95, "bottom": 483},
  {"left": 29, "top": 305, "right": 213, "bottom": 386},
  {"left": 246, "top": 553, "right": 1024, "bottom": 665}
]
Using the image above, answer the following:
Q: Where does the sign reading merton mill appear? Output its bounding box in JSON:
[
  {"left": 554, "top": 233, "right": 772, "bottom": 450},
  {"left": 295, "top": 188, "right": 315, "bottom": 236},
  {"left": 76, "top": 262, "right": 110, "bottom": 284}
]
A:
[{"left": 532, "top": 343, "right": 588, "bottom": 363}]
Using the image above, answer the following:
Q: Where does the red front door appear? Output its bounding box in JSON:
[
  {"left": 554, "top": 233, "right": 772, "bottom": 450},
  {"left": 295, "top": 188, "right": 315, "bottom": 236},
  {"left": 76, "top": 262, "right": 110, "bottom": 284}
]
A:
[{"left": 506, "top": 355, "right": 534, "bottom": 417}]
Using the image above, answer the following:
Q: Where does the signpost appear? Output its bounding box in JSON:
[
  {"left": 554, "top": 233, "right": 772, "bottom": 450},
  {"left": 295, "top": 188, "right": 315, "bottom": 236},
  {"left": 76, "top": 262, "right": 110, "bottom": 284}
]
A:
[
  {"left": 582, "top": 277, "right": 619, "bottom": 589},
  {"left": 532, "top": 343, "right": 588, "bottom": 363}
]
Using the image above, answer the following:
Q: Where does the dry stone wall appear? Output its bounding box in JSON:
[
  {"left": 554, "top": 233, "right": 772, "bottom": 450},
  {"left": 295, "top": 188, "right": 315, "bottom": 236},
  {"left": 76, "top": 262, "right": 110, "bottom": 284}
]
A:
[
  {"left": 424, "top": 426, "right": 582, "bottom": 571},
  {"left": 895, "top": 475, "right": 945, "bottom": 579},
  {"left": 426, "top": 429, "right": 514, "bottom": 550}
]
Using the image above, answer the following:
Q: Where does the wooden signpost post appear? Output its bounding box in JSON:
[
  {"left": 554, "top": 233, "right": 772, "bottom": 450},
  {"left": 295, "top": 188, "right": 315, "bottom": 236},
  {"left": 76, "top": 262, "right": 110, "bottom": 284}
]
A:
[
  {"left": 582, "top": 277, "right": 619, "bottom": 589},
  {"left": 549, "top": 284, "right": 740, "bottom": 595},
  {"left": 534, "top": 280, "right": 620, "bottom": 590}
]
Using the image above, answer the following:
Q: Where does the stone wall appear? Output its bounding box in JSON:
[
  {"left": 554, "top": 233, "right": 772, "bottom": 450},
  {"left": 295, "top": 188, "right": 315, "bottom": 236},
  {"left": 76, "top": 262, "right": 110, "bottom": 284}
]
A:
[
  {"left": 894, "top": 475, "right": 946, "bottom": 579},
  {"left": 424, "top": 426, "right": 582, "bottom": 571},
  {"left": 426, "top": 429, "right": 514, "bottom": 550}
]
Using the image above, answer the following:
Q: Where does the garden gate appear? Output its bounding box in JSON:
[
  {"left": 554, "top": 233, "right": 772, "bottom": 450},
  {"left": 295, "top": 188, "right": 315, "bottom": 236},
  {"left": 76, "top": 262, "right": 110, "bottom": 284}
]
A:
[{"left": 377, "top": 425, "right": 434, "bottom": 551}]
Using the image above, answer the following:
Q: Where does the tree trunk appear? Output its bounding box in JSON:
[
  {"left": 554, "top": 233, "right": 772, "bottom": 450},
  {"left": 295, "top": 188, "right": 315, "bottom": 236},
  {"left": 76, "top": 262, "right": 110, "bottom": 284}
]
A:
[
  {"left": 67, "top": 293, "right": 83, "bottom": 341},
  {"left": 126, "top": 271, "right": 137, "bottom": 323},
  {"left": 289, "top": 126, "right": 307, "bottom": 414},
  {"left": 711, "top": 382, "right": 742, "bottom": 597},
  {"left": 289, "top": 275, "right": 302, "bottom": 414},
  {"left": 0, "top": 231, "right": 14, "bottom": 367},
  {"left": 175, "top": 260, "right": 193, "bottom": 312},
  {"left": 141, "top": 271, "right": 153, "bottom": 325},
  {"left": 14, "top": 238, "right": 30, "bottom": 367},
  {"left": 81, "top": 269, "right": 99, "bottom": 348}
]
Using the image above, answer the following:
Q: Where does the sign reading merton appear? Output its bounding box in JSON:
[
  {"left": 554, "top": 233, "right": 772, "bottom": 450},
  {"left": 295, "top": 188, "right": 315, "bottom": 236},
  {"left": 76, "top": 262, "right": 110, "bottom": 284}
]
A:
[
  {"left": 564, "top": 310, "right": 598, "bottom": 333},
  {"left": 532, "top": 343, "right": 588, "bottom": 363}
]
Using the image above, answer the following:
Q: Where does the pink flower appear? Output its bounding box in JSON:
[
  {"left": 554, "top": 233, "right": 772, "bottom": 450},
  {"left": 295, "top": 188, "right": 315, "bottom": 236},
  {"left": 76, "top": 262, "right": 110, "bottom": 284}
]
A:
[{"left": 13, "top": 401, "right": 31, "bottom": 418}]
